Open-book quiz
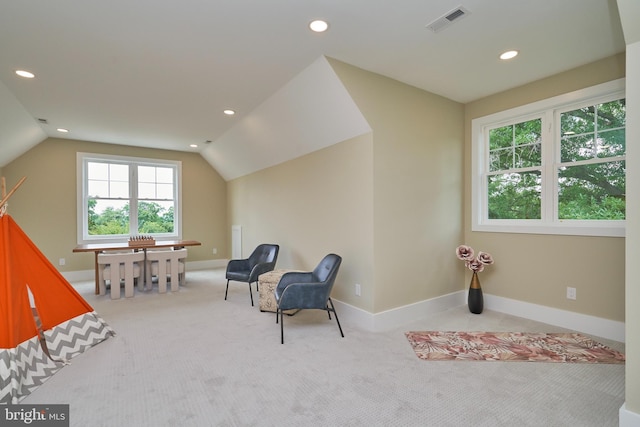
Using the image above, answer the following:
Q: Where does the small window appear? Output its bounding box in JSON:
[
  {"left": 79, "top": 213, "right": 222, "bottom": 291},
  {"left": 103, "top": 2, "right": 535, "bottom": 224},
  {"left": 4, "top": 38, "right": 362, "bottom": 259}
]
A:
[
  {"left": 471, "top": 79, "right": 625, "bottom": 237},
  {"left": 77, "top": 153, "right": 182, "bottom": 243}
]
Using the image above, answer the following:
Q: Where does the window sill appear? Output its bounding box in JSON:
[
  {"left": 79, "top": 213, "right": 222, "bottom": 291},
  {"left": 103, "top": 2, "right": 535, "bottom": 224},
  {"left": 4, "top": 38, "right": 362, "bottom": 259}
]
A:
[{"left": 472, "top": 222, "right": 624, "bottom": 238}]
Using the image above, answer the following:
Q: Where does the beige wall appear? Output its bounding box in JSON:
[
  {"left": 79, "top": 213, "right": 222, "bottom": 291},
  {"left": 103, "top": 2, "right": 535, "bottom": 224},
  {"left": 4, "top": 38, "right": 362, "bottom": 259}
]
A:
[
  {"left": 228, "top": 60, "right": 465, "bottom": 313},
  {"left": 463, "top": 53, "right": 627, "bottom": 322},
  {"left": 329, "top": 59, "right": 466, "bottom": 313},
  {"left": 2, "top": 137, "right": 227, "bottom": 271},
  {"left": 227, "top": 134, "right": 375, "bottom": 309}
]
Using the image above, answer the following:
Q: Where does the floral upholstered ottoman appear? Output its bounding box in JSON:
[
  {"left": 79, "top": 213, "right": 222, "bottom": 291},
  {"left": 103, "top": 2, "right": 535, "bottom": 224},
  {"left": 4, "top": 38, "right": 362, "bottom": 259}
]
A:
[{"left": 258, "top": 269, "right": 299, "bottom": 314}]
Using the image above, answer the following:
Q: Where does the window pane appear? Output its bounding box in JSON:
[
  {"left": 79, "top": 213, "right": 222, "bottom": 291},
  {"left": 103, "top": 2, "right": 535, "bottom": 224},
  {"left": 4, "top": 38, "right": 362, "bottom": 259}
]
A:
[
  {"left": 87, "top": 162, "right": 108, "bottom": 179},
  {"left": 514, "top": 144, "right": 541, "bottom": 168},
  {"left": 137, "top": 201, "right": 174, "bottom": 234},
  {"left": 488, "top": 171, "right": 541, "bottom": 219},
  {"left": 156, "top": 167, "right": 173, "bottom": 183},
  {"left": 561, "top": 106, "right": 595, "bottom": 135},
  {"left": 138, "top": 166, "right": 156, "bottom": 182},
  {"left": 110, "top": 164, "right": 129, "bottom": 181},
  {"left": 489, "top": 125, "right": 513, "bottom": 150},
  {"left": 87, "top": 180, "right": 108, "bottom": 198},
  {"left": 597, "top": 99, "right": 626, "bottom": 130},
  {"left": 514, "top": 120, "right": 541, "bottom": 146},
  {"left": 138, "top": 182, "right": 156, "bottom": 199},
  {"left": 561, "top": 134, "right": 594, "bottom": 162},
  {"left": 489, "top": 118, "right": 541, "bottom": 172},
  {"left": 87, "top": 199, "right": 130, "bottom": 235},
  {"left": 489, "top": 148, "right": 511, "bottom": 172},
  {"left": 558, "top": 161, "right": 625, "bottom": 220},
  {"left": 156, "top": 183, "right": 173, "bottom": 199},
  {"left": 597, "top": 129, "right": 625, "bottom": 158},
  {"left": 110, "top": 181, "right": 129, "bottom": 198}
]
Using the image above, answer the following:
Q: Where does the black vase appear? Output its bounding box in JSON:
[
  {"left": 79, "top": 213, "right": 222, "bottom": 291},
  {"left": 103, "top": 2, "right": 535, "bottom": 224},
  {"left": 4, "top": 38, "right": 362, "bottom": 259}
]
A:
[{"left": 467, "top": 272, "right": 483, "bottom": 314}]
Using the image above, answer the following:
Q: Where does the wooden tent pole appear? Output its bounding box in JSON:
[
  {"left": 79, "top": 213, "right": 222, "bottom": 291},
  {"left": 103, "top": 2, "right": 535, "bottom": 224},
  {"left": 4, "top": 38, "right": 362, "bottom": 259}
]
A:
[{"left": 0, "top": 176, "right": 27, "bottom": 212}]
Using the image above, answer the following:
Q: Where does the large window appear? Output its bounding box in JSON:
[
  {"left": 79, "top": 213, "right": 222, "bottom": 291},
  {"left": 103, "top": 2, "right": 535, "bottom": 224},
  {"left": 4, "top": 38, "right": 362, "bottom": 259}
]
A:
[
  {"left": 77, "top": 153, "right": 182, "bottom": 243},
  {"left": 471, "top": 79, "right": 625, "bottom": 237}
]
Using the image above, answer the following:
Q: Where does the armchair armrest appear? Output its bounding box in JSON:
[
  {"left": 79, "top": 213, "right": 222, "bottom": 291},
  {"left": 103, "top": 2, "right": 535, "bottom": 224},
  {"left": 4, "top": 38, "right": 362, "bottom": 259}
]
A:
[
  {"left": 276, "top": 279, "right": 330, "bottom": 310},
  {"left": 275, "top": 272, "right": 313, "bottom": 294},
  {"left": 249, "top": 261, "right": 277, "bottom": 282},
  {"left": 227, "top": 258, "right": 250, "bottom": 273}
]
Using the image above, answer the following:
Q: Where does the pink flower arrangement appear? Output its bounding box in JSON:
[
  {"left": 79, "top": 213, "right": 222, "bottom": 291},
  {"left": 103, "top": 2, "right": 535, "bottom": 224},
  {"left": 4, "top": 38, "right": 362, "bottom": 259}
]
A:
[{"left": 456, "top": 245, "right": 494, "bottom": 273}]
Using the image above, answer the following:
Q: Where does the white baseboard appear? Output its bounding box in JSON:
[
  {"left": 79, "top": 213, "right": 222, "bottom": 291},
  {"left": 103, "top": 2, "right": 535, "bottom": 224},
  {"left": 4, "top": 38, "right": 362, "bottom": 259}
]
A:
[
  {"left": 332, "top": 291, "right": 465, "bottom": 332},
  {"left": 187, "top": 259, "right": 228, "bottom": 270},
  {"left": 61, "top": 269, "right": 95, "bottom": 282},
  {"left": 620, "top": 404, "right": 640, "bottom": 427},
  {"left": 333, "top": 291, "right": 625, "bottom": 343},
  {"left": 484, "top": 293, "right": 625, "bottom": 343}
]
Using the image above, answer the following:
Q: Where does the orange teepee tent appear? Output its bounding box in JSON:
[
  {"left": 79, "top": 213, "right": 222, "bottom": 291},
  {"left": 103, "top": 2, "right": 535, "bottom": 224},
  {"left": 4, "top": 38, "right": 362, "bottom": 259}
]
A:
[{"left": 1, "top": 214, "right": 115, "bottom": 404}]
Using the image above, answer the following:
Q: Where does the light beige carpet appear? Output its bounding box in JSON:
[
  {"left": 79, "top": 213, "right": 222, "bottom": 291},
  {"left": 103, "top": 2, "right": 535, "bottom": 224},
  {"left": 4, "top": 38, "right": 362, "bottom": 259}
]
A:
[{"left": 21, "top": 269, "right": 626, "bottom": 426}]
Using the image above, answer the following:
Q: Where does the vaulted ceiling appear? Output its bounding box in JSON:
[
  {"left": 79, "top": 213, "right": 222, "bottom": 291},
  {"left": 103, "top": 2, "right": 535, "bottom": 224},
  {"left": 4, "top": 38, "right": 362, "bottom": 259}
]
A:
[{"left": 0, "top": 0, "right": 626, "bottom": 178}]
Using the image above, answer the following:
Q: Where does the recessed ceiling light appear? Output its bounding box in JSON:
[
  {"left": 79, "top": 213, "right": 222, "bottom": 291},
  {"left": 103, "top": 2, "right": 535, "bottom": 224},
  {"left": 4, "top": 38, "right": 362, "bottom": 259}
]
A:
[
  {"left": 309, "top": 19, "right": 329, "bottom": 33},
  {"left": 15, "top": 70, "right": 35, "bottom": 79},
  {"left": 223, "top": 109, "right": 235, "bottom": 116},
  {"left": 499, "top": 50, "right": 519, "bottom": 60},
  {"left": 190, "top": 144, "right": 198, "bottom": 148},
  {"left": 57, "top": 128, "right": 69, "bottom": 133}
]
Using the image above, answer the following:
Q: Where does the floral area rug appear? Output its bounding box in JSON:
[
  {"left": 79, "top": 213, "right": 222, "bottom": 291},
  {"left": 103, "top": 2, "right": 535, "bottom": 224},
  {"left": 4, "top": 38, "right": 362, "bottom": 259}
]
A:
[{"left": 405, "top": 331, "right": 625, "bottom": 364}]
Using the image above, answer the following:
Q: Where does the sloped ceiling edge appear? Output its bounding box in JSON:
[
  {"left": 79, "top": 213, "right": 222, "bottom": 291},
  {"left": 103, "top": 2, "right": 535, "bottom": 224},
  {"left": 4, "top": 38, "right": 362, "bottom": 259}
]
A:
[
  {"left": 200, "top": 56, "right": 372, "bottom": 181},
  {"left": 0, "top": 80, "right": 47, "bottom": 168},
  {"left": 616, "top": 0, "right": 640, "bottom": 44}
]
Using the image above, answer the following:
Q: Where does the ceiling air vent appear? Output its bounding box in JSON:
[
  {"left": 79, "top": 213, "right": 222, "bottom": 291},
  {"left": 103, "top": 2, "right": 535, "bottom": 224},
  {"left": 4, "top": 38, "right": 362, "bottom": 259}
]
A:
[
  {"left": 37, "top": 118, "right": 48, "bottom": 124},
  {"left": 426, "top": 6, "right": 470, "bottom": 33}
]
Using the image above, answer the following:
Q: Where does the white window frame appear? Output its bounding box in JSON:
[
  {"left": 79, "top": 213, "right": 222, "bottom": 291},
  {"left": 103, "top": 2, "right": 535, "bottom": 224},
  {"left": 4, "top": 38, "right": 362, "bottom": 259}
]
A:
[
  {"left": 471, "top": 79, "right": 625, "bottom": 237},
  {"left": 77, "top": 152, "right": 182, "bottom": 244}
]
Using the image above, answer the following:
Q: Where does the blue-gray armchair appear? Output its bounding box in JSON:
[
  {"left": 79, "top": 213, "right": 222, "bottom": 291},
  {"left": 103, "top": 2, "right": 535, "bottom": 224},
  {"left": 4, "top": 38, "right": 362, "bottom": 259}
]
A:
[
  {"left": 225, "top": 244, "right": 279, "bottom": 306},
  {"left": 274, "top": 253, "right": 344, "bottom": 344}
]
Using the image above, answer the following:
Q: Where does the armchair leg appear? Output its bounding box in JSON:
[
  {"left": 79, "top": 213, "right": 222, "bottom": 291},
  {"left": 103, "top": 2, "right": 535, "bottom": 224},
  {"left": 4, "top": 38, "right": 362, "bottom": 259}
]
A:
[
  {"left": 328, "top": 298, "right": 344, "bottom": 338},
  {"left": 280, "top": 309, "right": 285, "bottom": 344},
  {"left": 225, "top": 279, "right": 257, "bottom": 306}
]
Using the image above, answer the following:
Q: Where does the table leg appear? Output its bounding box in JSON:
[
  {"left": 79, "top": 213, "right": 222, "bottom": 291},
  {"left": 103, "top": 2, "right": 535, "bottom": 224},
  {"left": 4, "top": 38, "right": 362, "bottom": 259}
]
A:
[
  {"left": 143, "top": 248, "right": 147, "bottom": 290},
  {"left": 94, "top": 251, "right": 100, "bottom": 295}
]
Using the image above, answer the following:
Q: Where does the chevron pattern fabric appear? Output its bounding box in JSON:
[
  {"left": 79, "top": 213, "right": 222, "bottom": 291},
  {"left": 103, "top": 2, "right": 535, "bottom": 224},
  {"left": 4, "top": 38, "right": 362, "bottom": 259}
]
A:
[
  {"left": 0, "top": 336, "right": 62, "bottom": 404},
  {"left": 0, "top": 312, "right": 114, "bottom": 404},
  {"left": 44, "top": 312, "right": 115, "bottom": 361}
]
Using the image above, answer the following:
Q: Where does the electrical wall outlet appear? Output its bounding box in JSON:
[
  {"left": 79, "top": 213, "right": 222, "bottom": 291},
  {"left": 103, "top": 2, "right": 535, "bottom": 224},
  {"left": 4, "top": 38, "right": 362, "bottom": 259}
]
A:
[
  {"left": 59, "top": 258, "right": 65, "bottom": 266},
  {"left": 212, "top": 248, "right": 217, "bottom": 255},
  {"left": 355, "top": 283, "right": 361, "bottom": 296},
  {"left": 566, "top": 286, "right": 576, "bottom": 300}
]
